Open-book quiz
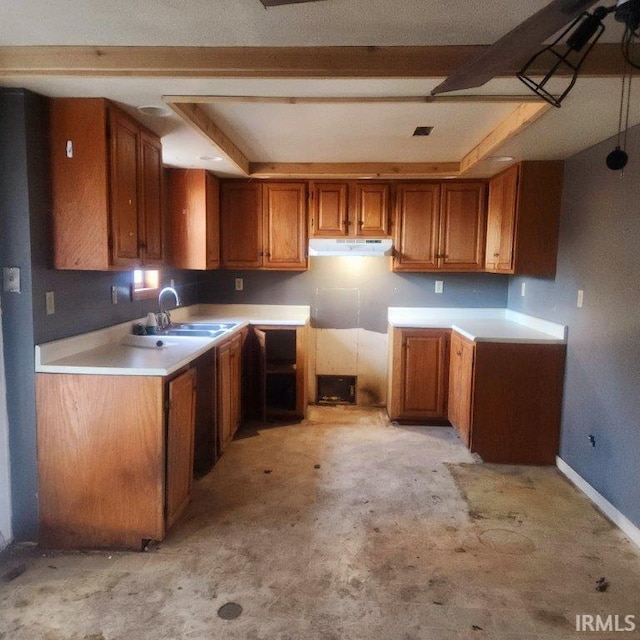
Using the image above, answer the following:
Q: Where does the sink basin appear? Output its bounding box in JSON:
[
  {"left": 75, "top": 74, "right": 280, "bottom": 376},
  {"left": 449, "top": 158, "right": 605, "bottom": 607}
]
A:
[
  {"left": 163, "top": 328, "right": 228, "bottom": 338},
  {"left": 175, "top": 322, "right": 239, "bottom": 331}
]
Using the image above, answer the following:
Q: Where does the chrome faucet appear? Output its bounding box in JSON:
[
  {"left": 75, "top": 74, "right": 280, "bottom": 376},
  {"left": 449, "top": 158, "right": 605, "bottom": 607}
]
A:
[{"left": 157, "top": 286, "right": 181, "bottom": 329}]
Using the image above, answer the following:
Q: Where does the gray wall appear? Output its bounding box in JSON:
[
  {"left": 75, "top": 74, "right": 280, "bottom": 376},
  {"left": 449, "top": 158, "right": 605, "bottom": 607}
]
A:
[
  {"left": 0, "top": 89, "right": 40, "bottom": 540},
  {"left": 508, "top": 125, "right": 640, "bottom": 529},
  {"left": 200, "top": 261, "right": 508, "bottom": 333}
]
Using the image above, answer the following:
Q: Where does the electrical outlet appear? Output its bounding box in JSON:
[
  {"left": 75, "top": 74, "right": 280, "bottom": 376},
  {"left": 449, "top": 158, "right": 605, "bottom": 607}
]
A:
[
  {"left": 521, "top": 282, "right": 526, "bottom": 297},
  {"left": 45, "top": 291, "right": 55, "bottom": 315},
  {"left": 235, "top": 278, "right": 244, "bottom": 291},
  {"left": 577, "top": 289, "right": 584, "bottom": 308},
  {"left": 111, "top": 285, "right": 118, "bottom": 304},
  {"left": 435, "top": 280, "right": 444, "bottom": 294}
]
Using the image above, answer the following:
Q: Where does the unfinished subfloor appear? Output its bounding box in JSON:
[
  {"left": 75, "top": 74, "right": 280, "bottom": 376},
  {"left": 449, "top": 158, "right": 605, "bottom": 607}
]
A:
[{"left": 1, "top": 406, "right": 640, "bottom": 640}]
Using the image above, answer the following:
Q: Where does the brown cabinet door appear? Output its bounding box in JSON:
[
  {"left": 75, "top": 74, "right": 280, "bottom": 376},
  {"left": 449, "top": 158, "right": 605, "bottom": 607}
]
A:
[
  {"left": 206, "top": 172, "right": 220, "bottom": 269},
  {"left": 217, "top": 341, "right": 233, "bottom": 452},
  {"left": 352, "top": 182, "right": 390, "bottom": 237},
  {"left": 439, "top": 182, "right": 487, "bottom": 271},
  {"left": 263, "top": 182, "right": 308, "bottom": 270},
  {"left": 230, "top": 335, "right": 242, "bottom": 434},
  {"left": 393, "top": 183, "right": 441, "bottom": 271},
  {"left": 217, "top": 334, "right": 243, "bottom": 452},
  {"left": 309, "top": 181, "right": 349, "bottom": 237},
  {"left": 398, "top": 329, "right": 450, "bottom": 420},
  {"left": 50, "top": 98, "right": 111, "bottom": 270},
  {"left": 448, "top": 332, "right": 474, "bottom": 446},
  {"left": 220, "top": 181, "right": 263, "bottom": 268},
  {"left": 110, "top": 110, "right": 141, "bottom": 267},
  {"left": 486, "top": 165, "right": 518, "bottom": 273},
  {"left": 165, "top": 368, "right": 196, "bottom": 530},
  {"left": 168, "top": 169, "right": 220, "bottom": 270},
  {"left": 139, "top": 131, "right": 163, "bottom": 265}
]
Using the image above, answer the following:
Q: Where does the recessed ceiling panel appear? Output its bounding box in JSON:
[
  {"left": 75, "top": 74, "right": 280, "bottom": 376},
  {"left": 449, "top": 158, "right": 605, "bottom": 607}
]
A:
[{"left": 199, "top": 101, "right": 518, "bottom": 162}]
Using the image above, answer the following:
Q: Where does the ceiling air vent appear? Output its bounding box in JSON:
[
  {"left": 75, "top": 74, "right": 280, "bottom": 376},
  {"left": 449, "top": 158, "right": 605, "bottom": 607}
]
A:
[{"left": 413, "top": 126, "right": 434, "bottom": 137}]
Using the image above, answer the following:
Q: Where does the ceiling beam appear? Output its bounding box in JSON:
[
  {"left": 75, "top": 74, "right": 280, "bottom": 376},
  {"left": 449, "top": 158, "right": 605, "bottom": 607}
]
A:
[
  {"left": 249, "top": 162, "right": 461, "bottom": 179},
  {"left": 166, "top": 102, "right": 250, "bottom": 175},
  {"left": 0, "top": 44, "right": 628, "bottom": 78},
  {"left": 459, "top": 102, "right": 551, "bottom": 175},
  {"left": 164, "top": 94, "right": 545, "bottom": 104}
]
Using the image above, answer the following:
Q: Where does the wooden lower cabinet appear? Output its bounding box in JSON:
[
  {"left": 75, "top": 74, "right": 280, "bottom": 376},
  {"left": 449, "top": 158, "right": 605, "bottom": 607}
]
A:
[
  {"left": 165, "top": 369, "right": 197, "bottom": 530},
  {"left": 447, "top": 334, "right": 566, "bottom": 464},
  {"left": 217, "top": 333, "right": 242, "bottom": 452},
  {"left": 447, "top": 332, "right": 475, "bottom": 447},
  {"left": 387, "top": 327, "right": 450, "bottom": 421},
  {"left": 36, "top": 368, "right": 197, "bottom": 550},
  {"left": 244, "top": 324, "right": 308, "bottom": 421}
]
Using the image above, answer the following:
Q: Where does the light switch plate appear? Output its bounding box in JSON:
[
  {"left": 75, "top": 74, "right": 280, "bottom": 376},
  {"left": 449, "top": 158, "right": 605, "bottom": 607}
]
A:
[
  {"left": 2, "top": 267, "right": 20, "bottom": 293},
  {"left": 577, "top": 289, "right": 584, "bottom": 308},
  {"left": 235, "top": 278, "right": 244, "bottom": 291},
  {"left": 435, "top": 280, "right": 444, "bottom": 294}
]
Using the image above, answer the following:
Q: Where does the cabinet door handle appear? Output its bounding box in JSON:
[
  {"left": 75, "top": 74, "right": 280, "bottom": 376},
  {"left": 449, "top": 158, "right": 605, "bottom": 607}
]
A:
[
  {"left": 265, "top": 252, "right": 271, "bottom": 258},
  {"left": 457, "top": 350, "right": 462, "bottom": 356},
  {"left": 493, "top": 252, "right": 500, "bottom": 257}
]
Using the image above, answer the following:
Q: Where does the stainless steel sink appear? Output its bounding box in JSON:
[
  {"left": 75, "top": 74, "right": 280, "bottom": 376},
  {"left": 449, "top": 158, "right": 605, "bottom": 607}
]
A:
[
  {"left": 158, "top": 321, "right": 239, "bottom": 338},
  {"left": 175, "top": 322, "right": 238, "bottom": 331},
  {"left": 163, "top": 328, "right": 228, "bottom": 338}
]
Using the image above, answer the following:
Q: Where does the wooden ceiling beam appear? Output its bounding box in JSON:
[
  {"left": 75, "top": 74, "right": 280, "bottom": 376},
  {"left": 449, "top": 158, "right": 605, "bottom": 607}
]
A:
[
  {"left": 166, "top": 102, "right": 250, "bottom": 175},
  {"left": 164, "top": 94, "right": 545, "bottom": 104},
  {"left": 0, "top": 44, "right": 628, "bottom": 78},
  {"left": 459, "top": 102, "right": 551, "bottom": 175},
  {"left": 249, "top": 162, "right": 461, "bottom": 179}
]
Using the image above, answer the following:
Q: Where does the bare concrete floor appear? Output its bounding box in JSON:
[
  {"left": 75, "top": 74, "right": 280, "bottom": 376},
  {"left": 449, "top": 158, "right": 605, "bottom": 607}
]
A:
[{"left": 2, "top": 406, "right": 640, "bottom": 640}]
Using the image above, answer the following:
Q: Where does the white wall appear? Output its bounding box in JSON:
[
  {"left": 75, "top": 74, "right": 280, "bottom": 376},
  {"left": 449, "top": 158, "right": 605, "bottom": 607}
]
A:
[{"left": 0, "top": 299, "right": 13, "bottom": 549}]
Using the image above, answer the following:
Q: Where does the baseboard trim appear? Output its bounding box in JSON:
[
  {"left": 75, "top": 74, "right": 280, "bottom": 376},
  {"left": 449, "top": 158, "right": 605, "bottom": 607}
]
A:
[{"left": 556, "top": 456, "right": 640, "bottom": 549}]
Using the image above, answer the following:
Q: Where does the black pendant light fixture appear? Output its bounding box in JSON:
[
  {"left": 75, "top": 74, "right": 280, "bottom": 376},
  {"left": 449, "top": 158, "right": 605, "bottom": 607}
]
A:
[
  {"left": 517, "top": 0, "right": 640, "bottom": 107},
  {"left": 516, "top": 6, "right": 615, "bottom": 107}
]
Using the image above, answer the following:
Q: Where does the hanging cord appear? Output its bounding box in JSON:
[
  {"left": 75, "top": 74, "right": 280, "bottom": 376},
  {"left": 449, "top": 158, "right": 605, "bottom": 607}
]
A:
[
  {"left": 622, "top": 65, "right": 633, "bottom": 153},
  {"left": 615, "top": 57, "right": 629, "bottom": 149}
]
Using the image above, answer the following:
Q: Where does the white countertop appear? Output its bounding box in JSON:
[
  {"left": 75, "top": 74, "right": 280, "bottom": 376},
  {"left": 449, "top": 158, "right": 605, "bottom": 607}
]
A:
[
  {"left": 36, "top": 304, "right": 310, "bottom": 376},
  {"left": 388, "top": 307, "right": 566, "bottom": 344}
]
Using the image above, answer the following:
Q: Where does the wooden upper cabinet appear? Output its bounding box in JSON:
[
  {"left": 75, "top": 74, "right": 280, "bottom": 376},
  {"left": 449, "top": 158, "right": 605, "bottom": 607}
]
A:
[
  {"left": 220, "top": 181, "right": 263, "bottom": 268},
  {"left": 139, "top": 132, "right": 163, "bottom": 265},
  {"left": 485, "top": 161, "right": 564, "bottom": 276},
  {"left": 393, "top": 181, "right": 486, "bottom": 272},
  {"left": 263, "top": 182, "right": 308, "bottom": 270},
  {"left": 167, "top": 169, "right": 220, "bottom": 270},
  {"left": 440, "top": 182, "right": 487, "bottom": 271},
  {"left": 353, "top": 182, "right": 391, "bottom": 237},
  {"left": 393, "top": 183, "right": 441, "bottom": 271},
  {"left": 309, "top": 181, "right": 390, "bottom": 238},
  {"left": 110, "top": 111, "right": 140, "bottom": 267},
  {"left": 50, "top": 98, "right": 163, "bottom": 270},
  {"left": 309, "top": 181, "right": 349, "bottom": 236},
  {"left": 220, "top": 180, "right": 308, "bottom": 270}
]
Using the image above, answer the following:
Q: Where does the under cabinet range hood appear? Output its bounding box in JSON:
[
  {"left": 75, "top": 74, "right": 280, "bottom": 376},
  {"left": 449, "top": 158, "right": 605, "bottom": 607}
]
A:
[{"left": 308, "top": 238, "right": 393, "bottom": 257}]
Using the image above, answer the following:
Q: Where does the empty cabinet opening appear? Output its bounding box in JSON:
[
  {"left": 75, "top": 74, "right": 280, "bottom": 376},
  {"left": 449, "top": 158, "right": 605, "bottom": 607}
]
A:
[
  {"left": 317, "top": 375, "right": 356, "bottom": 405},
  {"left": 265, "top": 330, "right": 297, "bottom": 415}
]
